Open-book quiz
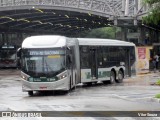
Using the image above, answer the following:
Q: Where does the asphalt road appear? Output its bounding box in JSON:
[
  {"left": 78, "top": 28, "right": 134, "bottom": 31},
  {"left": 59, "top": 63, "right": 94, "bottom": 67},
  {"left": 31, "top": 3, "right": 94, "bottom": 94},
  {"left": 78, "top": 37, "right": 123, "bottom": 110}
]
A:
[{"left": 0, "top": 69, "right": 160, "bottom": 119}]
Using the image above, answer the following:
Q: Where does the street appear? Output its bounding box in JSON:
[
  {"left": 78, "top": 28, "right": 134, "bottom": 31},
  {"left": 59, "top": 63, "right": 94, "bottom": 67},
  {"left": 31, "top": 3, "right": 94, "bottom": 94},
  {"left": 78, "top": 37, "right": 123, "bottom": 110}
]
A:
[{"left": 0, "top": 69, "right": 160, "bottom": 119}]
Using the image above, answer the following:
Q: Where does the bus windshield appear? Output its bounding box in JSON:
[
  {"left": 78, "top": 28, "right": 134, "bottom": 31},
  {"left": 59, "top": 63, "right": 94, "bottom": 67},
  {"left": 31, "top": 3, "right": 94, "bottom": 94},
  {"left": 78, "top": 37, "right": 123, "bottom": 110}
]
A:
[{"left": 22, "top": 48, "right": 66, "bottom": 77}]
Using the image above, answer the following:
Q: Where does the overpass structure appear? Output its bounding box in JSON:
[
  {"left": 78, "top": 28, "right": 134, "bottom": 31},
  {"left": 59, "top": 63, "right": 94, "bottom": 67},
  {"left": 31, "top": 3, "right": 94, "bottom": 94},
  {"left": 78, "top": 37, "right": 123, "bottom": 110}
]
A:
[
  {"left": 0, "top": 0, "right": 158, "bottom": 45},
  {"left": 0, "top": 0, "right": 148, "bottom": 34}
]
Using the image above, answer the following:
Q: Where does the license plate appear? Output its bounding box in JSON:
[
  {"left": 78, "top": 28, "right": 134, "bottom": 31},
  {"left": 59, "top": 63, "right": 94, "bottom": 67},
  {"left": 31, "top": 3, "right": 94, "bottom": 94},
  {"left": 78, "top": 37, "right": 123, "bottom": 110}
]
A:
[{"left": 39, "top": 86, "right": 47, "bottom": 90}]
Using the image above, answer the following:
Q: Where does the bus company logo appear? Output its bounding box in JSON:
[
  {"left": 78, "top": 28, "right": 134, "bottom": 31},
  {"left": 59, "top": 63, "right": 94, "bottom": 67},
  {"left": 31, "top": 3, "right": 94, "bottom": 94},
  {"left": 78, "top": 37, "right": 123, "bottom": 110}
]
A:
[{"left": 2, "top": 112, "right": 12, "bottom": 117}]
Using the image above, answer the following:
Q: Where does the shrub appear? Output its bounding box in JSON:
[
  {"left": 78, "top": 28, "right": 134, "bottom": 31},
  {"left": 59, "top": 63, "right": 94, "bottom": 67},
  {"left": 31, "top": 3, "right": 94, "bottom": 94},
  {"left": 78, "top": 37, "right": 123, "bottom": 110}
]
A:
[
  {"left": 155, "top": 94, "right": 160, "bottom": 99},
  {"left": 156, "top": 80, "right": 160, "bottom": 85}
]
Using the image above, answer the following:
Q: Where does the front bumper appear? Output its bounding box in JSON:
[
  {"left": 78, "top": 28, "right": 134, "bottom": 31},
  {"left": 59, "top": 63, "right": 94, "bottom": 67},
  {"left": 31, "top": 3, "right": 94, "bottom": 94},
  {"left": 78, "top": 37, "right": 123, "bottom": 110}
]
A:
[{"left": 22, "top": 77, "right": 69, "bottom": 92}]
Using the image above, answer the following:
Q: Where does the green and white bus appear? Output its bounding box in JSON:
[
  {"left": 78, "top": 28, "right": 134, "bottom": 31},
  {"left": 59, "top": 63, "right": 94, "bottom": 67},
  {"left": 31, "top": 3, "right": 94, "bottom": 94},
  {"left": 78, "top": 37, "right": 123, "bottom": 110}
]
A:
[
  {"left": 19, "top": 35, "right": 136, "bottom": 96},
  {"left": 78, "top": 38, "right": 136, "bottom": 85}
]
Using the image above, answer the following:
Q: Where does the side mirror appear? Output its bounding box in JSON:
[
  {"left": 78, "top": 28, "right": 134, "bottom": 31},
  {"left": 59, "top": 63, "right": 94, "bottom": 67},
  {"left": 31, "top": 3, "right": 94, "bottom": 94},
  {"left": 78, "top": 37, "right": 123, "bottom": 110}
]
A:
[
  {"left": 17, "top": 47, "right": 21, "bottom": 58},
  {"left": 67, "top": 55, "right": 72, "bottom": 64}
]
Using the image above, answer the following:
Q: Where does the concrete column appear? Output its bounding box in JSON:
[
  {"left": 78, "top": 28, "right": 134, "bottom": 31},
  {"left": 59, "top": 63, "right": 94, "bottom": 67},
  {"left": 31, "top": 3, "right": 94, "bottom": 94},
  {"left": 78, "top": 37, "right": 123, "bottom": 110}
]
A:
[
  {"left": 125, "top": 0, "right": 129, "bottom": 16},
  {"left": 121, "top": 27, "right": 128, "bottom": 41},
  {"left": 17, "top": 33, "right": 23, "bottom": 45},
  {"left": 134, "top": 0, "right": 138, "bottom": 15}
]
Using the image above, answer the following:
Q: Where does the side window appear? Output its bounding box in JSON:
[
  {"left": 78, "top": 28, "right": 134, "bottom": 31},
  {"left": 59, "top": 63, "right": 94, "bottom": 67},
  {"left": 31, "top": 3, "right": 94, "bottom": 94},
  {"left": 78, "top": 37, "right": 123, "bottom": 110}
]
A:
[
  {"left": 80, "top": 46, "right": 90, "bottom": 68},
  {"left": 118, "top": 47, "right": 125, "bottom": 61},
  {"left": 109, "top": 47, "right": 119, "bottom": 61},
  {"left": 97, "top": 47, "right": 103, "bottom": 67},
  {"left": 102, "top": 47, "right": 109, "bottom": 66}
]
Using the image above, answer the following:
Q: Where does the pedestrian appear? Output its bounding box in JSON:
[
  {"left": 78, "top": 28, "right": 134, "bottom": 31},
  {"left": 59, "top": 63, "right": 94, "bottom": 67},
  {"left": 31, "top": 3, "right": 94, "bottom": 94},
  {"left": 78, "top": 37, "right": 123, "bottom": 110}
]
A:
[
  {"left": 154, "top": 54, "right": 159, "bottom": 70},
  {"left": 152, "top": 57, "right": 156, "bottom": 72}
]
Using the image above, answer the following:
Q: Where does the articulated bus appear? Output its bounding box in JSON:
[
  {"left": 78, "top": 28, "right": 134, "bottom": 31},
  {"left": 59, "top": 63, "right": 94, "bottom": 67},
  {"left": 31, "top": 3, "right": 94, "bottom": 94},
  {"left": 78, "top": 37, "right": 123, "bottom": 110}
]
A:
[
  {"left": 0, "top": 45, "right": 17, "bottom": 68},
  {"left": 19, "top": 35, "right": 136, "bottom": 96}
]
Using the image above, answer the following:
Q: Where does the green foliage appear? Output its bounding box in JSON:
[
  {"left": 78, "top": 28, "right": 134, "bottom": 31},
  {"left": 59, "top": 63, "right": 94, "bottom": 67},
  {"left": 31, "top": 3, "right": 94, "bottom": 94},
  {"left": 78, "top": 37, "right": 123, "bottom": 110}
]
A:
[
  {"left": 155, "top": 94, "right": 160, "bottom": 99},
  {"left": 144, "top": 0, "right": 160, "bottom": 4},
  {"left": 80, "top": 27, "right": 120, "bottom": 39},
  {"left": 156, "top": 79, "right": 160, "bottom": 85},
  {"left": 143, "top": 0, "right": 160, "bottom": 25}
]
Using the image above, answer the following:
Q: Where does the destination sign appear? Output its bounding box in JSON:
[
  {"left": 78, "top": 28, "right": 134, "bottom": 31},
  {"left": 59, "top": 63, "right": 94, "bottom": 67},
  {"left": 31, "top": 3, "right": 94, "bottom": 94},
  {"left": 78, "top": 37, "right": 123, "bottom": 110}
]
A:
[
  {"left": 29, "top": 50, "right": 65, "bottom": 55},
  {"left": 2, "top": 46, "right": 15, "bottom": 49}
]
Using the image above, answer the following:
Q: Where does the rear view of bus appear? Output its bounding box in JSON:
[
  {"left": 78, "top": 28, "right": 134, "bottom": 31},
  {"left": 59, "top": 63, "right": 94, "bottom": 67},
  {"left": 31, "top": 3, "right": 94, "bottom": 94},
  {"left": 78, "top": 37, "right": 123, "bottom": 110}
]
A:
[{"left": 20, "top": 35, "right": 79, "bottom": 96}]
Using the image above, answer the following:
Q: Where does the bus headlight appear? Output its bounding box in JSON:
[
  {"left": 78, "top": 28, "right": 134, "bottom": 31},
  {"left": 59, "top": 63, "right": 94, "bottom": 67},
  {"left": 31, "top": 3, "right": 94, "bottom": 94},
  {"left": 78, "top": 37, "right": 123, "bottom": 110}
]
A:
[
  {"left": 21, "top": 75, "right": 28, "bottom": 80},
  {"left": 57, "top": 72, "right": 67, "bottom": 80}
]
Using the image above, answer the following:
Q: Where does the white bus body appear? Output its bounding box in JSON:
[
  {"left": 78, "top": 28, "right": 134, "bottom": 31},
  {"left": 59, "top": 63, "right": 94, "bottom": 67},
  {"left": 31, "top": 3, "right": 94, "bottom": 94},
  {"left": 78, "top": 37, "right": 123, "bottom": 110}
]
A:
[
  {"left": 77, "top": 38, "right": 136, "bottom": 85},
  {"left": 20, "top": 35, "right": 136, "bottom": 95},
  {"left": 20, "top": 35, "right": 80, "bottom": 95}
]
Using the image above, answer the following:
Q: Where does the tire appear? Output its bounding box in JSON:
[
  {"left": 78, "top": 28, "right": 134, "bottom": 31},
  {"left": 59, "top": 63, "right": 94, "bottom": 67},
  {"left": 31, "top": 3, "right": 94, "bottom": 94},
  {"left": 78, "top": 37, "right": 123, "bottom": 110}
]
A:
[
  {"left": 110, "top": 71, "right": 115, "bottom": 84},
  {"left": 116, "top": 70, "right": 124, "bottom": 83},
  {"left": 28, "top": 91, "right": 33, "bottom": 96}
]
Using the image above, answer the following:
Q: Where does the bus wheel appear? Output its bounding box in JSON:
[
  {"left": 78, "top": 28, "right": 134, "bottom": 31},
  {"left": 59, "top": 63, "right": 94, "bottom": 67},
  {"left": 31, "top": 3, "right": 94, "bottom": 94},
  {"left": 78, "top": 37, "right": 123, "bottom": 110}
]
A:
[
  {"left": 28, "top": 91, "right": 33, "bottom": 96},
  {"left": 116, "top": 70, "right": 124, "bottom": 83},
  {"left": 110, "top": 71, "right": 115, "bottom": 84}
]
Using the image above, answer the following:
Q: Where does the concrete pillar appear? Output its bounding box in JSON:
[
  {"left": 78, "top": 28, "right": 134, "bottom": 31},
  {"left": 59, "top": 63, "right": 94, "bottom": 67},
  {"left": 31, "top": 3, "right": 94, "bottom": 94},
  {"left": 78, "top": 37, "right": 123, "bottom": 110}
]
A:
[
  {"left": 125, "top": 0, "right": 129, "bottom": 16},
  {"left": 17, "top": 33, "right": 23, "bottom": 45},
  {"left": 134, "top": 0, "right": 138, "bottom": 15},
  {"left": 121, "top": 27, "right": 128, "bottom": 41}
]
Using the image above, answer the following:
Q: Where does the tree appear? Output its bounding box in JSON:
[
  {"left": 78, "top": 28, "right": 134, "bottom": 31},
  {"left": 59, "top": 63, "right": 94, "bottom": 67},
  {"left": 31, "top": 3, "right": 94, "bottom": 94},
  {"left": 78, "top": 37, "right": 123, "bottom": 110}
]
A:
[
  {"left": 80, "top": 27, "right": 120, "bottom": 39},
  {"left": 143, "top": 0, "right": 160, "bottom": 25}
]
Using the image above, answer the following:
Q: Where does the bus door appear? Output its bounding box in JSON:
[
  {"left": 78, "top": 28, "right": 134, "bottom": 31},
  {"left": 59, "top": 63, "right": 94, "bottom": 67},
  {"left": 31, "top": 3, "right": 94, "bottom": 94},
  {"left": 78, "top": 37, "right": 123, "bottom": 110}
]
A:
[
  {"left": 125, "top": 48, "right": 131, "bottom": 77},
  {"left": 89, "top": 47, "right": 98, "bottom": 79}
]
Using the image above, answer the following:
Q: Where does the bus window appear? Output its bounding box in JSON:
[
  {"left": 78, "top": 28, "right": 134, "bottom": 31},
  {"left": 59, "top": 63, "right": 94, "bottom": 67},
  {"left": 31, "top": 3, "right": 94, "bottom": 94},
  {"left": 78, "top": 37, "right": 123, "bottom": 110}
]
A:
[
  {"left": 80, "top": 46, "right": 90, "bottom": 68},
  {"left": 97, "top": 47, "right": 103, "bottom": 67},
  {"left": 109, "top": 47, "right": 119, "bottom": 61},
  {"left": 118, "top": 47, "right": 125, "bottom": 61},
  {"left": 102, "top": 47, "right": 109, "bottom": 67}
]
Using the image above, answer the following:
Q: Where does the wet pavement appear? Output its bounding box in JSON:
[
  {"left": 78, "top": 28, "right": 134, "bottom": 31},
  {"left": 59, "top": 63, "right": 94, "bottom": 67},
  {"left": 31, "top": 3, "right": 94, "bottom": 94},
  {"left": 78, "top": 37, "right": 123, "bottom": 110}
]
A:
[{"left": 0, "top": 69, "right": 160, "bottom": 119}]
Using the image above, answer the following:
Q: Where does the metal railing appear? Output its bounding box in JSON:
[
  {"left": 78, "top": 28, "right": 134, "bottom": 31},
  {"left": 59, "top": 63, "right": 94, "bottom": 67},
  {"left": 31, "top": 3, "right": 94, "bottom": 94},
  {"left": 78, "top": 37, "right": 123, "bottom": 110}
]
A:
[{"left": 0, "top": 0, "right": 148, "bottom": 17}]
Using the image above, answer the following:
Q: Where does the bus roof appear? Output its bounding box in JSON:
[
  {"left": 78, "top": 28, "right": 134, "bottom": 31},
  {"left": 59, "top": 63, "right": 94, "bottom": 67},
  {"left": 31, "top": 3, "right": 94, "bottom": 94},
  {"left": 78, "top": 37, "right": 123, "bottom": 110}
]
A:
[
  {"left": 22, "top": 35, "right": 67, "bottom": 48},
  {"left": 77, "top": 38, "right": 135, "bottom": 46}
]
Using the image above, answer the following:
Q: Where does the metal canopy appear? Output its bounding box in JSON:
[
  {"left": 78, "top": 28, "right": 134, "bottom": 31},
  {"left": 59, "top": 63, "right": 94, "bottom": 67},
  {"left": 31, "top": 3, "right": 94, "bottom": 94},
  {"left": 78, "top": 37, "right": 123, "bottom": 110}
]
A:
[
  {"left": 0, "top": 0, "right": 150, "bottom": 36},
  {"left": 0, "top": 9, "right": 113, "bottom": 35}
]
